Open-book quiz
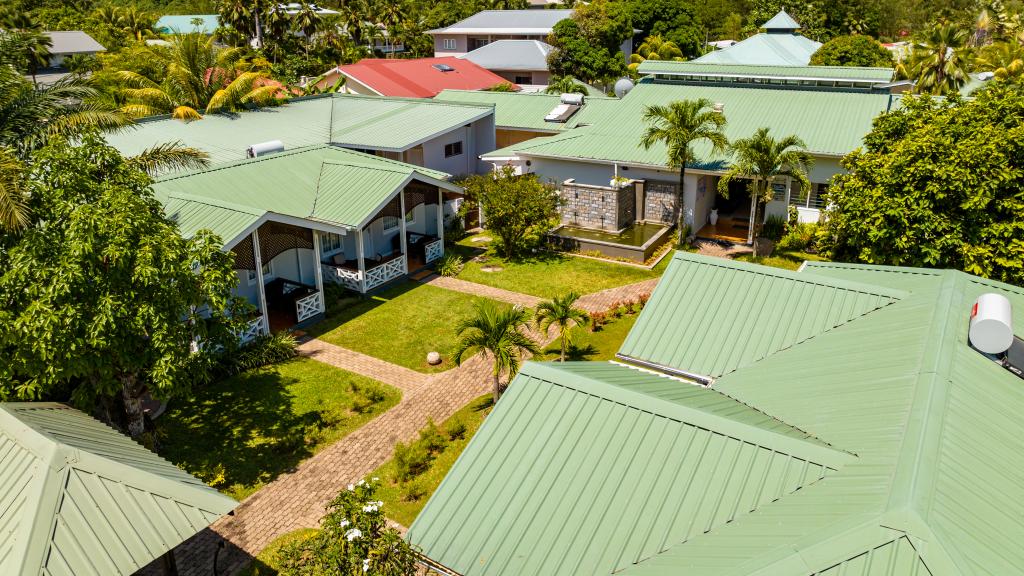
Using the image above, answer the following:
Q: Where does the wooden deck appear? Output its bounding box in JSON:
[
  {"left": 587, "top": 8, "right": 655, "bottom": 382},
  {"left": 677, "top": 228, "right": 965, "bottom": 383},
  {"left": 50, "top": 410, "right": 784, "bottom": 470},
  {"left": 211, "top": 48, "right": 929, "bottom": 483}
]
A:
[{"left": 696, "top": 217, "right": 750, "bottom": 244}]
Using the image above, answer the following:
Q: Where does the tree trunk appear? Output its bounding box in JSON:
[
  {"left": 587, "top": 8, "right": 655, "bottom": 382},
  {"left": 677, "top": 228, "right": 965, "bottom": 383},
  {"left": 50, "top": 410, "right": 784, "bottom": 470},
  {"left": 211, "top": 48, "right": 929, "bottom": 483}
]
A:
[
  {"left": 254, "top": 12, "right": 264, "bottom": 49},
  {"left": 493, "top": 372, "right": 501, "bottom": 404},
  {"left": 677, "top": 164, "right": 687, "bottom": 245},
  {"left": 120, "top": 373, "right": 146, "bottom": 439},
  {"left": 560, "top": 333, "right": 566, "bottom": 363}
]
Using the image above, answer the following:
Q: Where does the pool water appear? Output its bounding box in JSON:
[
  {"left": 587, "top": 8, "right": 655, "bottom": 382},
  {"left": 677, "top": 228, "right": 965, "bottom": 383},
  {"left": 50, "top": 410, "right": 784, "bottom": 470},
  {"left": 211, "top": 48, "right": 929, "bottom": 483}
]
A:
[{"left": 552, "top": 223, "right": 668, "bottom": 247}]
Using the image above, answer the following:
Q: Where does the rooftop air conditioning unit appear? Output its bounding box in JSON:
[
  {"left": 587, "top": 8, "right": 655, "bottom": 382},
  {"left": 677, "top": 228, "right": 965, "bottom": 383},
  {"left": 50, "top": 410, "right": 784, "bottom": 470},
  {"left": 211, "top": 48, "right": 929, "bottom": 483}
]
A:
[{"left": 246, "top": 140, "right": 285, "bottom": 158}]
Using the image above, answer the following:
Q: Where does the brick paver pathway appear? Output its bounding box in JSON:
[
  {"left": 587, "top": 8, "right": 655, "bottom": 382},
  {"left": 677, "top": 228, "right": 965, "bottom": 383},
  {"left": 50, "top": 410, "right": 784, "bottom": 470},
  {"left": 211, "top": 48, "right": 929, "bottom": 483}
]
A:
[{"left": 144, "top": 275, "right": 663, "bottom": 576}]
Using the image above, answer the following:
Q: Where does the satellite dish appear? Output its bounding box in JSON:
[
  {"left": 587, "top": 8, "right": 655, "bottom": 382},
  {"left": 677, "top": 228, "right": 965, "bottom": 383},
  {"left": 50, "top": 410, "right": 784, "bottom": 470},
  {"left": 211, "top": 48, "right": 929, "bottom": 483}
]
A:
[{"left": 614, "top": 77, "right": 635, "bottom": 99}]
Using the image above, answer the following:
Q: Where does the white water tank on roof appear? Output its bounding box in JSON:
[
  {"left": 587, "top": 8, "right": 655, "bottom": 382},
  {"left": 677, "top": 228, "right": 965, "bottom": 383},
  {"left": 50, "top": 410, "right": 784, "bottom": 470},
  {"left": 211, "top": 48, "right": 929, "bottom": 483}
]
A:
[
  {"left": 560, "top": 93, "right": 584, "bottom": 106},
  {"left": 969, "top": 293, "right": 1014, "bottom": 354},
  {"left": 246, "top": 140, "right": 285, "bottom": 158}
]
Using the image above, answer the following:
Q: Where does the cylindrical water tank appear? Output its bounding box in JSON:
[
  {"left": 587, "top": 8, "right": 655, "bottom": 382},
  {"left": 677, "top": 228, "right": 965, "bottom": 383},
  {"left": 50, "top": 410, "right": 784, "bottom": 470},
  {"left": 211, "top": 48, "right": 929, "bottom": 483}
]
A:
[
  {"left": 246, "top": 140, "right": 285, "bottom": 158},
  {"left": 969, "top": 293, "right": 1014, "bottom": 354}
]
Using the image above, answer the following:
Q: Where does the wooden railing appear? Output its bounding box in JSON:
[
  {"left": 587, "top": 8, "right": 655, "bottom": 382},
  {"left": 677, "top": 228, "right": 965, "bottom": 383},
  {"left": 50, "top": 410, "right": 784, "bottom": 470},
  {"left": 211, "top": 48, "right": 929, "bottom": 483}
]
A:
[
  {"left": 295, "top": 291, "right": 324, "bottom": 323},
  {"left": 425, "top": 238, "right": 444, "bottom": 264},
  {"left": 365, "top": 257, "right": 405, "bottom": 290},
  {"left": 321, "top": 263, "right": 361, "bottom": 291},
  {"left": 237, "top": 315, "right": 266, "bottom": 344}
]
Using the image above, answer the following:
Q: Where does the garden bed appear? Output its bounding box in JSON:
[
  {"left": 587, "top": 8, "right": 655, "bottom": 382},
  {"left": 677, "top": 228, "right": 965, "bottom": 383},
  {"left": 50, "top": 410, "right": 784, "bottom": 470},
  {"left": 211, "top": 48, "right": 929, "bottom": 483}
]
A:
[{"left": 158, "top": 357, "right": 400, "bottom": 501}]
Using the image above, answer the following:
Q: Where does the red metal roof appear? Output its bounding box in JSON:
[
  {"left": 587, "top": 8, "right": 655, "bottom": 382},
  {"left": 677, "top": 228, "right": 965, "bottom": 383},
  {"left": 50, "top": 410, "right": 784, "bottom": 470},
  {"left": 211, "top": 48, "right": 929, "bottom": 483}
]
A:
[{"left": 336, "top": 57, "right": 516, "bottom": 98}]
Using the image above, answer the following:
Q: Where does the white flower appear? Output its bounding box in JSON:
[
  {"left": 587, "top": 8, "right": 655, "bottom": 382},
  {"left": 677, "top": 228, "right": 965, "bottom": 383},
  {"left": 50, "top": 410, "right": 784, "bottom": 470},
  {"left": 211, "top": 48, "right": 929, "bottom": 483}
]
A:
[
  {"left": 376, "top": 500, "right": 383, "bottom": 507},
  {"left": 371, "top": 477, "right": 380, "bottom": 482},
  {"left": 362, "top": 504, "right": 378, "bottom": 513},
  {"left": 347, "top": 483, "right": 355, "bottom": 491},
  {"left": 362, "top": 558, "right": 370, "bottom": 572},
  {"left": 357, "top": 479, "right": 366, "bottom": 486},
  {"left": 345, "top": 528, "right": 362, "bottom": 541},
  {"left": 340, "top": 520, "right": 350, "bottom": 528}
]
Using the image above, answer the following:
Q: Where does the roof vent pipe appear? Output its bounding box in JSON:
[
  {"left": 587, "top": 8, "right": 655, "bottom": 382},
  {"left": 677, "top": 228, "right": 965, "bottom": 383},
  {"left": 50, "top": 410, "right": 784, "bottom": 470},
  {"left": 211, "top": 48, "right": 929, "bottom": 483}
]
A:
[
  {"left": 246, "top": 140, "right": 285, "bottom": 158},
  {"left": 969, "top": 293, "right": 1014, "bottom": 354},
  {"left": 713, "top": 102, "right": 725, "bottom": 113}
]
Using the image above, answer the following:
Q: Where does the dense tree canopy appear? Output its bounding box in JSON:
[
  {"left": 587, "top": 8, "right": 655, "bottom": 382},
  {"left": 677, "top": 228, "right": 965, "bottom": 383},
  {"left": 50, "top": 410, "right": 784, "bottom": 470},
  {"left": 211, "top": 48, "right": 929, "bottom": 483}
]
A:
[
  {"left": 810, "top": 35, "right": 895, "bottom": 67},
  {"left": 547, "top": 0, "right": 631, "bottom": 85},
  {"left": 461, "top": 167, "right": 560, "bottom": 258},
  {"left": 819, "top": 85, "right": 1024, "bottom": 285},
  {"left": 0, "top": 135, "right": 246, "bottom": 437}
]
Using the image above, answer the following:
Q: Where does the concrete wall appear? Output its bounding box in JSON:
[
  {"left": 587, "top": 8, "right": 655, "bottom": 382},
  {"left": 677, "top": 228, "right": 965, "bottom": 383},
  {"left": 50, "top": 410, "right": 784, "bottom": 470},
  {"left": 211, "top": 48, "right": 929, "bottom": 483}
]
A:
[
  {"left": 495, "top": 70, "right": 552, "bottom": 85},
  {"left": 433, "top": 34, "right": 469, "bottom": 56},
  {"left": 643, "top": 180, "right": 679, "bottom": 225},
  {"left": 560, "top": 180, "right": 634, "bottom": 230}
]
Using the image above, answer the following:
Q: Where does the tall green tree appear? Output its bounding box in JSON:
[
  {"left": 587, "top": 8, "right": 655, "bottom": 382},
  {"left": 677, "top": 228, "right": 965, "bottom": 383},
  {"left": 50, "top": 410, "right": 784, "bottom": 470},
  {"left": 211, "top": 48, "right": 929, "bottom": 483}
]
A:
[
  {"left": 819, "top": 86, "right": 1024, "bottom": 284},
  {"left": 717, "top": 127, "right": 812, "bottom": 255},
  {"left": 0, "top": 135, "right": 245, "bottom": 438},
  {"left": 640, "top": 98, "right": 728, "bottom": 242},
  {"left": 544, "top": 75, "right": 590, "bottom": 95},
  {"left": 547, "top": 0, "right": 632, "bottom": 85},
  {"left": 810, "top": 35, "right": 895, "bottom": 67},
  {"left": 115, "top": 34, "right": 280, "bottom": 120},
  {"left": 461, "top": 167, "right": 560, "bottom": 258},
  {"left": 535, "top": 292, "right": 589, "bottom": 362},
  {"left": 629, "top": 35, "right": 685, "bottom": 74},
  {"left": 905, "top": 23, "right": 973, "bottom": 94},
  {"left": 453, "top": 302, "right": 539, "bottom": 403}
]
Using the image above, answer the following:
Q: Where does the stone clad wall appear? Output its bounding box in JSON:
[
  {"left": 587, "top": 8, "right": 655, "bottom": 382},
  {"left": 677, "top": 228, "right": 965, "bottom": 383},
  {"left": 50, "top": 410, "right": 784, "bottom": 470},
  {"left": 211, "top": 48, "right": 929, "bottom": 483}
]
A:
[
  {"left": 560, "top": 180, "right": 636, "bottom": 230},
  {"left": 644, "top": 180, "right": 678, "bottom": 225}
]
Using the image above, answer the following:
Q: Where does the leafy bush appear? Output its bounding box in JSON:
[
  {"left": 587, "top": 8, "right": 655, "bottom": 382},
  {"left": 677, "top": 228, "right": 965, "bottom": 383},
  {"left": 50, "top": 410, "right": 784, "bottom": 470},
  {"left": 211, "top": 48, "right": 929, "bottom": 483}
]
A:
[
  {"left": 761, "top": 215, "right": 787, "bottom": 241},
  {"left": 418, "top": 419, "right": 449, "bottom": 454},
  {"left": 393, "top": 441, "right": 432, "bottom": 482},
  {"left": 590, "top": 311, "right": 608, "bottom": 331},
  {"left": 446, "top": 419, "right": 468, "bottom": 441},
  {"left": 402, "top": 479, "right": 428, "bottom": 502},
  {"left": 221, "top": 332, "right": 297, "bottom": 376},
  {"left": 277, "top": 479, "right": 417, "bottom": 576},
  {"left": 777, "top": 223, "right": 819, "bottom": 253},
  {"left": 445, "top": 216, "right": 467, "bottom": 242},
  {"left": 436, "top": 254, "right": 465, "bottom": 277}
]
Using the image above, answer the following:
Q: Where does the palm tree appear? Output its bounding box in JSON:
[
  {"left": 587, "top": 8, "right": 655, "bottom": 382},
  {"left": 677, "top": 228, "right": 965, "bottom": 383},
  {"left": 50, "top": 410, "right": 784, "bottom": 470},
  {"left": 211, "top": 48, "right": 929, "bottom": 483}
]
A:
[
  {"left": 535, "top": 292, "right": 589, "bottom": 362},
  {"left": 291, "top": 1, "right": 322, "bottom": 41},
  {"left": 453, "top": 302, "right": 539, "bottom": 403},
  {"left": 640, "top": 99, "right": 728, "bottom": 242},
  {"left": 117, "top": 7, "right": 157, "bottom": 43},
  {"left": 127, "top": 141, "right": 211, "bottom": 175},
  {"left": 975, "top": 40, "right": 1024, "bottom": 79},
  {"left": 115, "top": 34, "right": 280, "bottom": 120},
  {"left": 717, "top": 127, "right": 812, "bottom": 256},
  {"left": 0, "top": 148, "right": 28, "bottom": 231},
  {"left": 906, "top": 23, "right": 973, "bottom": 95},
  {"left": 544, "top": 75, "right": 589, "bottom": 94}
]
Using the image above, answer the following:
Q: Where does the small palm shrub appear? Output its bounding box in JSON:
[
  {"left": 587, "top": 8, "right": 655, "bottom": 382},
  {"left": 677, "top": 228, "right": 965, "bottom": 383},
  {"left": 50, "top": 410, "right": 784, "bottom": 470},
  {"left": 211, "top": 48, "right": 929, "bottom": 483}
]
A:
[
  {"left": 761, "top": 215, "right": 787, "bottom": 241},
  {"left": 436, "top": 254, "right": 464, "bottom": 277},
  {"left": 394, "top": 441, "right": 432, "bottom": 482},
  {"left": 221, "top": 332, "right": 297, "bottom": 376},
  {"left": 777, "top": 222, "right": 819, "bottom": 252},
  {"left": 418, "top": 419, "right": 449, "bottom": 454}
]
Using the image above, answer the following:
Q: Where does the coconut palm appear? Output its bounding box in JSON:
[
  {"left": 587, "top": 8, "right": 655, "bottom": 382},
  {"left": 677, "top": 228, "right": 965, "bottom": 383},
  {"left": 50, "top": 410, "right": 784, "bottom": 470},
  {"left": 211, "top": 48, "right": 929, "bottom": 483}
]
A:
[
  {"left": 906, "top": 23, "right": 973, "bottom": 95},
  {"left": 453, "top": 302, "right": 539, "bottom": 403},
  {"left": 117, "top": 7, "right": 157, "bottom": 43},
  {"left": 291, "top": 1, "right": 322, "bottom": 40},
  {"left": 544, "top": 75, "right": 589, "bottom": 94},
  {"left": 0, "top": 148, "right": 28, "bottom": 231},
  {"left": 975, "top": 41, "right": 1024, "bottom": 79},
  {"left": 640, "top": 98, "right": 728, "bottom": 243},
  {"left": 115, "top": 34, "right": 279, "bottom": 120},
  {"left": 127, "top": 141, "right": 210, "bottom": 175},
  {"left": 717, "top": 127, "right": 812, "bottom": 256},
  {"left": 535, "top": 292, "right": 589, "bottom": 362}
]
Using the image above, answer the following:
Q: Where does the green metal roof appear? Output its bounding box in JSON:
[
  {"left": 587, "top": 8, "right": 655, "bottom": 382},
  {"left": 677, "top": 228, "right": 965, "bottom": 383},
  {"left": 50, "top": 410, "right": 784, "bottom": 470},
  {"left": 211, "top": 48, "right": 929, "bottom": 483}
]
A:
[
  {"left": 618, "top": 252, "right": 904, "bottom": 380},
  {"left": 104, "top": 93, "right": 493, "bottom": 167},
  {"left": 408, "top": 361, "right": 849, "bottom": 576},
  {"left": 435, "top": 90, "right": 616, "bottom": 132},
  {"left": 693, "top": 32, "right": 822, "bottom": 66},
  {"left": 152, "top": 145, "right": 456, "bottom": 246},
  {"left": 411, "top": 252, "right": 1024, "bottom": 575},
  {"left": 636, "top": 61, "right": 895, "bottom": 83},
  {"left": 0, "top": 403, "right": 236, "bottom": 576},
  {"left": 482, "top": 81, "right": 897, "bottom": 165},
  {"left": 762, "top": 10, "right": 801, "bottom": 31}
]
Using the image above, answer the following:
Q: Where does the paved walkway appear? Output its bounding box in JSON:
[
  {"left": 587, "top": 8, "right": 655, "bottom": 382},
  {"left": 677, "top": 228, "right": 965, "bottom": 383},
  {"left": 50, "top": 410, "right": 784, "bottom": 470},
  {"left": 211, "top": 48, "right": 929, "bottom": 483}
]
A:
[{"left": 147, "top": 276, "right": 663, "bottom": 576}]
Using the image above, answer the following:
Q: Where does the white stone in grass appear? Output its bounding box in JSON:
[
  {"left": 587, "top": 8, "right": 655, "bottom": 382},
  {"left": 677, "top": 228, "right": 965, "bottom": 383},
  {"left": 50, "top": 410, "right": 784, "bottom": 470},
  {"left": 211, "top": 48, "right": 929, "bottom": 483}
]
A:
[{"left": 427, "top": 351, "right": 442, "bottom": 365}]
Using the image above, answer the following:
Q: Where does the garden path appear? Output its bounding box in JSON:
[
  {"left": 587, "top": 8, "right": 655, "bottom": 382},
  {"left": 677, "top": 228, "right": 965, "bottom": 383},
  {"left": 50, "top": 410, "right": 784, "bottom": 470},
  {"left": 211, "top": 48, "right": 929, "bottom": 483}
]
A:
[{"left": 144, "top": 281, "right": 603, "bottom": 575}]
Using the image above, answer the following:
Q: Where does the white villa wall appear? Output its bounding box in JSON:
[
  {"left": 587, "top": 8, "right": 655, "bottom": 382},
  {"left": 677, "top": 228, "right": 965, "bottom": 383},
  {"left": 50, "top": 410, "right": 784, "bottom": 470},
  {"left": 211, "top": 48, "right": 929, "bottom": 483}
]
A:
[
  {"left": 265, "top": 248, "right": 317, "bottom": 286},
  {"left": 434, "top": 35, "right": 469, "bottom": 57},
  {"left": 234, "top": 271, "right": 260, "bottom": 307},
  {"left": 692, "top": 175, "right": 715, "bottom": 232},
  {"left": 472, "top": 115, "right": 497, "bottom": 174},
  {"left": 421, "top": 115, "right": 494, "bottom": 177}
]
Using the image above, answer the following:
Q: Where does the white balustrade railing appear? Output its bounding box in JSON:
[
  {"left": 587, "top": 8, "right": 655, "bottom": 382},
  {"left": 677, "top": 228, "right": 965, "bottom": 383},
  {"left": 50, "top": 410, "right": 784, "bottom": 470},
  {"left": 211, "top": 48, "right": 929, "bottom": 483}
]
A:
[
  {"left": 321, "top": 263, "right": 361, "bottom": 291},
  {"left": 425, "top": 239, "right": 444, "bottom": 264},
  {"left": 238, "top": 315, "right": 266, "bottom": 344},
  {"left": 295, "top": 291, "right": 324, "bottom": 323},
  {"left": 365, "top": 257, "right": 405, "bottom": 290}
]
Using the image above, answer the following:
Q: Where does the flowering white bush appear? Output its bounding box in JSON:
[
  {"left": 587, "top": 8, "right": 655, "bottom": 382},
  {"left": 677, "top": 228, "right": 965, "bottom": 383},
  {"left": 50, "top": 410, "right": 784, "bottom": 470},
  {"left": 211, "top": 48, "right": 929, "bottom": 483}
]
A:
[{"left": 277, "top": 478, "right": 418, "bottom": 575}]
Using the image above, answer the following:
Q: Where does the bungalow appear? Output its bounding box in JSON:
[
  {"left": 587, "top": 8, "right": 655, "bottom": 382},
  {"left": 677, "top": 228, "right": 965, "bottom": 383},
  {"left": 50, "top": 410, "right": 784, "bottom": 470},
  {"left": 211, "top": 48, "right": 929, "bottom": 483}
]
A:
[
  {"left": 454, "top": 64, "right": 898, "bottom": 243},
  {"left": 155, "top": 14, "right": 220, "bottom": 35},
  {"left": 458, "top": 39, "right": 554, "bottom": 89},
  {"left": 428, "top": 9, "right": 573, "bottom": 57},
  {"left": 104, "top": 93, "right": 497, "bottom": 176},
  {"left": 150, "top": 145, "right": 462, "bottom": 337},
  {"left": 409, "top": 251, "right": 1024, "bottom": 575},
  {"left": 314, "top": 57, "right": 514, "bottom": 97},
  {"left": 0, "top": 402, "right": 236, "bottom": 575},
  {"left": 693, "top": 10, "right": 822, "bottom": 66},
  {"left": 43, "top": 30, "right": 105, "bottom": 67}
]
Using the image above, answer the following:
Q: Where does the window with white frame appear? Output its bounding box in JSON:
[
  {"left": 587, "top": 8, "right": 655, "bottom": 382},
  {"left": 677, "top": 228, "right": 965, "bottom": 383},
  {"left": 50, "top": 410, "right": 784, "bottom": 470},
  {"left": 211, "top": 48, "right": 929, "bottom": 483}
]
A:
[
  {"left": 247, "top": 269, "right": 257, "bottom": 285},
  {"left": 442, "top": 38, "right": 457, "bottom": 50},
  {"left": 261, "top": 261, "right": 273, "bottom": 279},
  {"left": 444, "top": 141, "right": 463, "bottom": 158},
  {"left": 382, "top": 215, "right": 400, "bottom": 232},
  {"left": 788, "top": 182, "right": 827, "bottom": 209},
  {"left": 405, "top": 208, "right": 415, "bottom": 225},
  {"left": 320, "top": 232, "right": 343, "bottom": 255}
]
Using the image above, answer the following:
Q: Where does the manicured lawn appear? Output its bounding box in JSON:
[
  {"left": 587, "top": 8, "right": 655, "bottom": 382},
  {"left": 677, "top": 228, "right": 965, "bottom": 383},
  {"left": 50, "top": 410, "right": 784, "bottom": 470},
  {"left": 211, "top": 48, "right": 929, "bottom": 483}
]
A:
[
  {"left": 312, "top": 282, "right": 507, "bottom": 373},
  {"left": 159, "top": 358, "right": 400, "bottom": 501},
  {"left": 734, "top": 250, "right": 827, "bottom": 271},
  {"left": 540, "top": 314, "right": 639, "bottom": 362},
  {"left": 448, "top": 233, "right": 668, "bottom": 299},
  {"left": 371, "top": 395, "right": 494, "bottom": 527}
]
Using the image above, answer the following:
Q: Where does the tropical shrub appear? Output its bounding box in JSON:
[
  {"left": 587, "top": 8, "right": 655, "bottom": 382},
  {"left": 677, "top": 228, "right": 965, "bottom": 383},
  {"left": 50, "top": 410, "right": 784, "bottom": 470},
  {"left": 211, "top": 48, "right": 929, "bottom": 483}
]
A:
[
  {"left": 461, "top": 167, "right": 560, "bottom": 259},
  {"left": 436, "top": 254, "right": 464, "bottom": 277},
  {"left": 809, "top": 35, "right": 894, "bottom": 67},
  {"left": 761, "top": 215, "right": 787, "bottom": 241},
  {"left": 777, "top": 222, "right": 819, "bottom": 252},
  {"left": 224, "top": 332, "right": 299, "bottom": 376},
  {"left": 276, "top": 479, "right": 417, "bottom": 576},
  {"left": 393, "top": 441, "right": 431, "bottom": 482}
]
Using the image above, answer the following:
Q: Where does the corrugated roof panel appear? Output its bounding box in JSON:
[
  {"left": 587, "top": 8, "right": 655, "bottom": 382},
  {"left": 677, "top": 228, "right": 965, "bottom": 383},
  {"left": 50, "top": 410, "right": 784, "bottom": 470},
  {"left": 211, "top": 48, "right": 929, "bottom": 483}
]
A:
[
  {"left": 162, "top": 196, "right": 264, "bottom": 243},
  {"left": 312, "top": 161, "right": 411, "bottom": 227},
  {"left": 0, "top": 403, "right": 236, "bottom": 576},
  {"left": 328, "top": 97, "right": 491, "bottom": 150},
  {"left": 618, "top": 252, "right": 902, "bottom": 380},
  {"left": 637, "top": 61, "right": 895, "bottom": 82},
  {"left": 409, "top": 362, "right": 844, "bottom": 576},
  {"left": 693, "top": 32, "right": 821, "bottom": 66},
  {"left": 814, "top": 536, "right": 931, "bottom": 575}
]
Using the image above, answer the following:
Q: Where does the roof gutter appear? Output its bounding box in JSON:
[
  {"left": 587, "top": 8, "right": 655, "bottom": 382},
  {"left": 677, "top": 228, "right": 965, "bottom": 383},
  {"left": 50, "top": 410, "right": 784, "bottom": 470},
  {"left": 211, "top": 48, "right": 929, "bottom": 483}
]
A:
[{"left": 614, "top": 353, "right": 715, "bottom": 386}]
